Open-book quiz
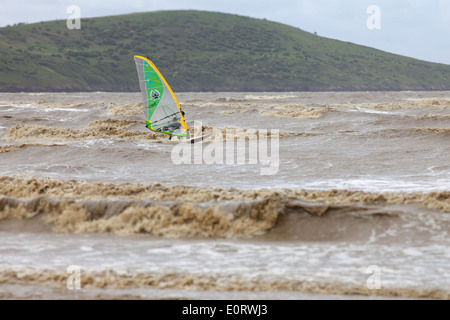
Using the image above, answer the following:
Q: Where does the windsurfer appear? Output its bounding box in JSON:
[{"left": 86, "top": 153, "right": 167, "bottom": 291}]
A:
[
  {"left": 164, "top": 111, "right": 185, "bottom": 140},
  {"left": 134, "top": 56, "right": 190, "bottom": 140}
]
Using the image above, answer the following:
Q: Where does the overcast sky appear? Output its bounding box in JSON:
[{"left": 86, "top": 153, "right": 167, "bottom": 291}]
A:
[{"left": 1, "top": 0, "right": 450, "bottom": 65}]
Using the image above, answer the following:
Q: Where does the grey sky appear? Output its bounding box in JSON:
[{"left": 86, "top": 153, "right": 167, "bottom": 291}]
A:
[{"left": 1, "top": 0, "right": 449, "bottom": 65}]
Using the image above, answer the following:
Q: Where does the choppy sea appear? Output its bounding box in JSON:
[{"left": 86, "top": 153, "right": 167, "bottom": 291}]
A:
[{"left": 0, "top": 91, "right": 449, "bottom": 300}]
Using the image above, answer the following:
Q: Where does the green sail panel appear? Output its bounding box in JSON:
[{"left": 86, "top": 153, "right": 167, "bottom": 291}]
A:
[{"left": 134, "top": 55, "right": 189, "bottom": 137}]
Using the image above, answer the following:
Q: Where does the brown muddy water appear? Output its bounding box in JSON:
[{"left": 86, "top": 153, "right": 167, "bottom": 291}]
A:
[{"left": 0, "top": 91, "right": 449, "bottom": 300}]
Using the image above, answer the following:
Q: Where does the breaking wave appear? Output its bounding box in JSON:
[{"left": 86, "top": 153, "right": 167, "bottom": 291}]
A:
[
  {"left": 260, "top": 105, "right": 329, "bottom": 119},
  {"left": 214, "top": 94, "right": 297, "bottom": 102},
  {"left": 1, "top": 176, "right": 449, "bottom": 240},
  {"left": 0, "top": 144, "right": 64, "bottom": 154},
  {"left": 0, "top": 101, "right": 106, "bottom": 109},
  {"left": 107, "top": 103, "right": 143, "bottom": 115},
  {"left": 3, "top": 122, "right": 320, "bottom": 144},
  {"left": 221, "top": 109, "right": 257, "bottom": 115},
  {"left": 415, "top": 127, "right": 450, "bottom": 134},
  {"left": 1, "top": 267, "right": 448, "bottom": 300},
  {"left": 4, "top": 120, "right": 163, "bottom": 143},
  {"left": 0, "top": 144, "right": 28, "bottom": 154},
  {"left": 326, "top": 98, "right": 450, "bottom": 111},
  {"left": 5, "top": 122, "right": 446, "bottom": 146},
  {"left": 100, "top": 99, "right": 450, "bottom": 123}
]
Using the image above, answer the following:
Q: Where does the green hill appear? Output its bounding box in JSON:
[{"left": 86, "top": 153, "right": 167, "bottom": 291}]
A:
[{"left": 1, "top": 10, "right": 450, "bottom": 92}]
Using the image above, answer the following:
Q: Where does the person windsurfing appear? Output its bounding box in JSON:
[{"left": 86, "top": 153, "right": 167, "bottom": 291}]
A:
[
  {"left": 163, "top": 110, "right": 186, "bottom": 140},
  {"left": 135, "top": 55, "right": 200, "bottom": 141}
]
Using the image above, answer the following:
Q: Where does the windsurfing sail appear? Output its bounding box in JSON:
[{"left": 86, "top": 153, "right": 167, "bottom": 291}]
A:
[{"left": 133, "top": 55, "right": 190, "bottom": 139}]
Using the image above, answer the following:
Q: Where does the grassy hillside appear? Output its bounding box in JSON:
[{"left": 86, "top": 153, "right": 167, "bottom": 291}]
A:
[{"left": 1, "top": 10, "right": 450, "bottom": 92}]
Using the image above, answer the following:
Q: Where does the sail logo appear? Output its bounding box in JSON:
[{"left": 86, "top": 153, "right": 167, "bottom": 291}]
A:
[
  {"left": 171, "top": 121, "right": 279, "bottom": 176},
  {"left": 150, "top": 90, "right": 160, "bottom": 100}
]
